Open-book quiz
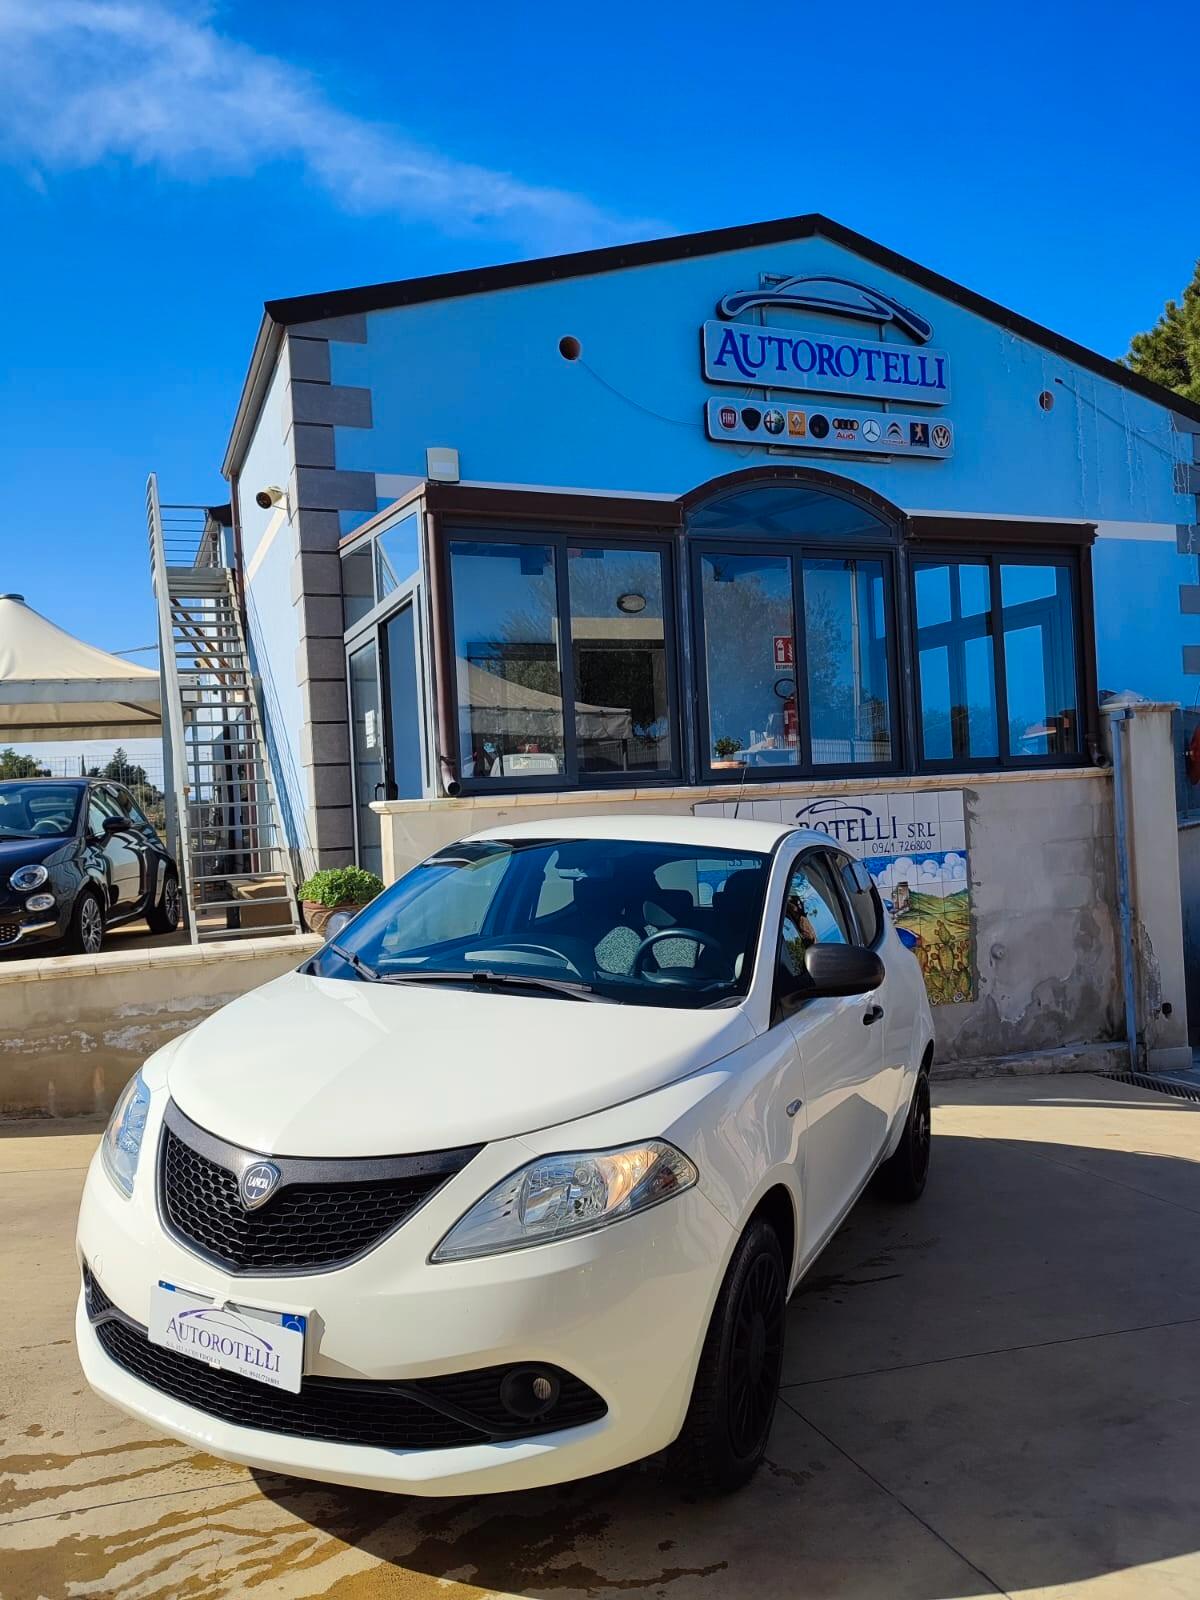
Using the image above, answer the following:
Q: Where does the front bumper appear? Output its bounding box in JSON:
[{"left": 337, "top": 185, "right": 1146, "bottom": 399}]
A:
[
  {"left": 76, "top": 1115, "right": 735, "bottom": 1495},
  {"left": 0, "top": 898, "right": 63, "bottom": 952}
]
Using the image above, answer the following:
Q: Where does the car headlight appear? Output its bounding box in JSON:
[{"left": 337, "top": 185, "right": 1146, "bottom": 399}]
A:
[
  {"left": 430, "top": 1140, "right": 698, "bottom": 1263},
  {"left": 11, "top": 864, "right": 48, "bottom": 891},
  {"left": 101, "top": 1072, "right": 151, "bottom": 1198}
]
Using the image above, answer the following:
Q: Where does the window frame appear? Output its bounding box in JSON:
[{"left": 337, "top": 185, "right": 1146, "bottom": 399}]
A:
[
  {"left": 908, "top": 542, "right": 1093, "bottom": 773},
  {"left": 689, "top": 536, "right": 904, "bottom": 785},
  {"left": 770, "top": 845, "right": 856, "bottom": 1023},
  {"left": 441, "top": 522, "right": 684, "bottom": 795}
]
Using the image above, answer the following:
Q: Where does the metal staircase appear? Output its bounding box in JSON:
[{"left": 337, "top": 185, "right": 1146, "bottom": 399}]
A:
[{"left": 147, "top": 474, "right": 300, "bottom": 943}]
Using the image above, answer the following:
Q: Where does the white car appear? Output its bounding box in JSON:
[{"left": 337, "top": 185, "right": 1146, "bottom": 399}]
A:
[{"left": 76, "top": 815, "right": 935, "bottom": 1496}]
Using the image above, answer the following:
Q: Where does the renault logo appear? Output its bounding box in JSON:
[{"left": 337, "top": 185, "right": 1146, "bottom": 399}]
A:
[{"left": 239, "top": 1161, "right": 282, "bottom": 1210}]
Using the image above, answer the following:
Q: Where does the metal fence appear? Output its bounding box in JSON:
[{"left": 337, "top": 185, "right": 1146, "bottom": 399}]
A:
[{"left": 13, "top": 751, "right": 169, "bottom": 835}]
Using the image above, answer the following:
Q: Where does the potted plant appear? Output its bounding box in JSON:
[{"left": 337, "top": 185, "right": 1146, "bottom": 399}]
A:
[
  {"left": 299, "top": 866, "right": 385, "bottom": 936},
  {"left": 712, "top": 735, "right": 745, "bottom": 770}
]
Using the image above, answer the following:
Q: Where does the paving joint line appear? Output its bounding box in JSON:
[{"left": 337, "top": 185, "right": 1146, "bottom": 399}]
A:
[
  {"left": 778, "top": 1391, "right": 1011, "bottom": 1597},
  {"left": 999, "top": 1139, "right": 1200, "bottom": 1218},
  {"left": 781, "top": 1311, "right": 1200, "bottom": 1387},
  {"left": 0, "top": 1474, "right": 253, "bottom": 1531}
]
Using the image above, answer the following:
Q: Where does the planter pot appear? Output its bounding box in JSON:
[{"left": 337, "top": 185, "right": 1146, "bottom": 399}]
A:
[
  {"left": 711, "top": 759, "right": 747, "bottom": 771},
  {"left": 302, "top": 899, "right": 368, "bottom": 937}
]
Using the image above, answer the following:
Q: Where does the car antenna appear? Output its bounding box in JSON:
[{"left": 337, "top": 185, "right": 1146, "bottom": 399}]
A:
[{"left": 732, "top": 760, "right": 750, "bottom": 820}]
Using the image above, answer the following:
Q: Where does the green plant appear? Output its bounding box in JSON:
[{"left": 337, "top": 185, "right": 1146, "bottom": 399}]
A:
[
  {"left": 713, "top": 736, "right": 743, "bottom": 760},
  {"left": 299, "top": 866, "right": 384, "bottom": 908}
]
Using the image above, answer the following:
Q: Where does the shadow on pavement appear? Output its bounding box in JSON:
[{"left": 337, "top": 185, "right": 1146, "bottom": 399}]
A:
[{"left": 245, "top": 1130, "right": 1200, "bottom": 1600}]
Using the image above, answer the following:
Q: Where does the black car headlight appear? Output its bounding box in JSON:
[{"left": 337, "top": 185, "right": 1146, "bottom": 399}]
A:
[{"left": 10, "top": 864, "right": 48, "bottom": 891}]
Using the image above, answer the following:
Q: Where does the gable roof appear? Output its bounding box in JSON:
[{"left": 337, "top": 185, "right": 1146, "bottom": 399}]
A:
[{"left": 225, "top": 213, "right": 1200, "bottom": 476}]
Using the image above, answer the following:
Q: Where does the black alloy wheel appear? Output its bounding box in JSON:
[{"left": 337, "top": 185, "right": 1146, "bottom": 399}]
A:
[
  {"left": 876, "top": 1069, "right": 932, "bottom": 1201},
  {"left": 669, "top": 1218, "right": 787, "bottom": 1492},
  {"left": 147, "top": 872, "right": 180, "bottom": 934}
]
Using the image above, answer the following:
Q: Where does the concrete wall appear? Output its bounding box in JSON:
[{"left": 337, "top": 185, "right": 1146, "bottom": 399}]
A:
[
  {"left": 374, "top": 768, "right": 1125, "bottom": 1071},
  {"left": 0, "top": 935, "right": 320, "bottom": 1120}
]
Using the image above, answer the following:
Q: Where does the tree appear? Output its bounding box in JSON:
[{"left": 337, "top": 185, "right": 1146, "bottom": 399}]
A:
[
  {"left": 0, "top": 748, "right": 48, "bottom": 778},
  {"left": 1124, "top": 260, "right": 1200, "bottom": 405}
]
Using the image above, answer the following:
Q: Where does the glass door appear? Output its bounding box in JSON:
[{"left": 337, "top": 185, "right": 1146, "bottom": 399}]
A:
[
  {"left": 348, "top": 638, "right": 384, "bottom": 876},
  {"left": 383, "top": 601, "right": 426, "bottom": 799}
]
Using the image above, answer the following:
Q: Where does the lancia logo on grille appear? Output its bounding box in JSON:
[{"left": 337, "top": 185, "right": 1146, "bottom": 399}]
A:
[{"left": 239, "top": 1160, "right": 281, "bottom": 1210}]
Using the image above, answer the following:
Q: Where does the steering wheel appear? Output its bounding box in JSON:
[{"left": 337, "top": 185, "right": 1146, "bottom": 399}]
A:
[
  {"left": 473, "top": 941, "right": 585, "bottom": 978},
  {"left": 631, "top": 927, "right": 728, "bottom": 983}
]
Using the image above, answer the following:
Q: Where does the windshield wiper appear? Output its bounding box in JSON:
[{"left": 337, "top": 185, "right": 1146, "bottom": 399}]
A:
[
  {"left": 377, "top": 968, "right": 605, "bottom": 1001},
  {"left": 328, "top": 943, "right": 383, "bottom": 982}
]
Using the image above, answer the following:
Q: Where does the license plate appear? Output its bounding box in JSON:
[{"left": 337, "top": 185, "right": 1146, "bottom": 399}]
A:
[{"left": 148, "top": 1281, "right": 307, "bottom": 1393}]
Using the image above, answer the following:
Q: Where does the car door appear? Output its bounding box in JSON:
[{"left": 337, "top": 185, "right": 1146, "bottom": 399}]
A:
[
  {"left": 777, "top": 849, "right": 886, "bottom": 1260},
  {"left": 830, "top": 850, "right": 912, "bottom": 1127},
  {"left": 87, "top": 787, "right": 142, "bottom": 912}
]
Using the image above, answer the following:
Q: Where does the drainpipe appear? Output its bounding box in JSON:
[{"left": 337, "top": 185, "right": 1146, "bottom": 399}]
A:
[{"left": 1109, "top": 706, "right": 1140, "bottom": 1072}]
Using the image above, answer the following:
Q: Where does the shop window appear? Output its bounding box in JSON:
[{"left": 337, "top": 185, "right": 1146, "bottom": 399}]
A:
[
  {"left": 567, "top": 546, "right": 673, "bottom": 775},
  {"left": 450, "top": 541, "right": 566, "bottom": 781},
  {"left": 914, "top": 556, "right": 1080, "bottom": 765},
  {"left": 1001, "top": 562, "right": 1079, "bottom": 757},
  {"left": 376, "top": 513, "right": 419, "bottom": 600},
  {"left": 803, "top": 558, "right": 892, "bottom": 766},
  {"left": 700, "top": 552, "right": 800, "bottom": 769}
]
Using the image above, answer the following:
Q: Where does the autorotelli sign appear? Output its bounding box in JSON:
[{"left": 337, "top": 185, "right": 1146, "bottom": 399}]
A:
[{"left": 701, "top": 274, "right": 955, "bottom": 457}]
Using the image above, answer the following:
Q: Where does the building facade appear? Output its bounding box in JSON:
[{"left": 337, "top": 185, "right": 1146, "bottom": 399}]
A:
[{"left": 219, "top": 214, "right": 1200, "bottom": 1069}]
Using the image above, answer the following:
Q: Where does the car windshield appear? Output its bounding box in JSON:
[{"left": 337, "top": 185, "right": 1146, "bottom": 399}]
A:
[
  {"left": 0, "top": 782, "right": 81, "bottom": 839},
  {"left": 308, "top": 837, "right": 772, "bottom": 1009}
]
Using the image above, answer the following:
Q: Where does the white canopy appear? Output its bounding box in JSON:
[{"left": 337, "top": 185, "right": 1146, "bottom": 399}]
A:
[{"left": 0, "top": 594, "right": 160, "bottom": 741}]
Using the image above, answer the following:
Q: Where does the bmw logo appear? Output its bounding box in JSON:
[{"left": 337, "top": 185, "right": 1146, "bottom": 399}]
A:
[{"left": 239, "top": 1160, "right": 282, "bottom": 1210}]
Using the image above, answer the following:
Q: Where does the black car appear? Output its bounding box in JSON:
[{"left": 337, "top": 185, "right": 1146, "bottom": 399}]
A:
[{"left": 0, "top": 778, "right": 180, "bottom": 956}]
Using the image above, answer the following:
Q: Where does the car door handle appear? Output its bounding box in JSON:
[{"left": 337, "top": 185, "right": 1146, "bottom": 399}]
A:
[
  {"left": 785, "top": 1098, "right": 803, "bottom": 1117},
  {"left": 863, "top": 1005, "right": 885, "bottom": 1026}
]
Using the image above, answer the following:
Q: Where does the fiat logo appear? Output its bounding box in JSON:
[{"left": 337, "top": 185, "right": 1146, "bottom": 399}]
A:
[{"left": 239, "top": 1160, "right": 282, "bottom": 1210}]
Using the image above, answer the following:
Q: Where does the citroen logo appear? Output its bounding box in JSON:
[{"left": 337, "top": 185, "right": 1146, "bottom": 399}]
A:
[{"left": 239, "top": 1160, "right": 281, "bottom": 1210}]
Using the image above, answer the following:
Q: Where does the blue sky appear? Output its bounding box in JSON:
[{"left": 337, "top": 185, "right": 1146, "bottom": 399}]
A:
[{"left": 0, "top": 0, "right": 1195, "bottom": 764}]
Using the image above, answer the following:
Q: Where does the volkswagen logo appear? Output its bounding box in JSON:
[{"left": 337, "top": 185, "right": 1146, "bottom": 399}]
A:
[{"left": 239, "top": 1160, "right": 282, "bottom": 1210}]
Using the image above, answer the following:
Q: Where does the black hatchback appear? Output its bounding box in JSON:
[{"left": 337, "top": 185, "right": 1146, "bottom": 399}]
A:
[{"left": 0, "top": 779, "right": 180, "bottom": 956}]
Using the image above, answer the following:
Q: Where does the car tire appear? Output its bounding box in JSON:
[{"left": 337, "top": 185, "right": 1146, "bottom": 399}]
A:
[
  {"left": 668, "top": 1217, "right": 787, "bottom": 1493},
  {"left": 66, "top": 888, "right": 105, "bottom": 956},
  {"left": 875, "top": 1068, "right": 932, "bottom": 1202},
  {"left": 146, "top": 871, "right": 180, "bottom": 934}
]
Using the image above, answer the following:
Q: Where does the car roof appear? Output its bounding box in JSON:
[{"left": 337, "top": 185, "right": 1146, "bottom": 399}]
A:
[
  {"left": 0, "top": 776, "right": 88, "bottom": 788},
  {"left": 466, "top": 813, "right": 834, "bottom": 855}
]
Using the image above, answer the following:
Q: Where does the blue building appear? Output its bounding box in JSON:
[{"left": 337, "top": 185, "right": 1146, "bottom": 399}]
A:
[{"left": 215, "top": 214, "right": 1200, "bottom": 1068}]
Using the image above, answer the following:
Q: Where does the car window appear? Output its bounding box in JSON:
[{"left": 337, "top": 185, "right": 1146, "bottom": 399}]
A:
[
  {"left": 313, "top": 837, "right": 771, "bottom": 1010},
  {"left": 836, "top": 853, "right": 882, "bottom": 947},
  {"left": 777, "top": 854, "right": 850, "bottom": 989},
  {"left": 87, "top": 788, "right": 123, "bottom": 836},
  {"left": 0, "top": 783, "right": 81, "bottom": 838},
  {"left": 112, "top": 786, "right": 153, "bottom": 829}
]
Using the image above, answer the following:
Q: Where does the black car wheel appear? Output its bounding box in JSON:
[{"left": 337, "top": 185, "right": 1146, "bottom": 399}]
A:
[
  {"left": 875, "top": 1069, "right": 932, "bottom": 1202},
  {"left": 669, "top": 1218, "right": 786, "bottom": 1492},
  {"left": 67, "top": 889, "right": 105, "bottom": 955},
  {"left": 146, "top": 871, "right": 180, "bottom": 934}
]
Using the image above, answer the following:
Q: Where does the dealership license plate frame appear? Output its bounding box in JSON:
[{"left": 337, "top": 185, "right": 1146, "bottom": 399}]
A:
[{"left": 147, "top": 1280, "right": 308, "bottom": 1394}]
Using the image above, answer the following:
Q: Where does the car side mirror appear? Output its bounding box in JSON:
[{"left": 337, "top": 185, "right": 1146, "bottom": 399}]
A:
[
  {"left": 804, "top": 943, "right": 885, "bottom": 998},
  {"left": 100, "top": 815, "right": 128, "bottom": 837}
]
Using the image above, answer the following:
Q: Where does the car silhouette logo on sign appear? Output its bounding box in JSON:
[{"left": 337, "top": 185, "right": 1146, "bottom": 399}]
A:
[{"left": 239, "top": 1161, "right": 282, "bottom": 1210}]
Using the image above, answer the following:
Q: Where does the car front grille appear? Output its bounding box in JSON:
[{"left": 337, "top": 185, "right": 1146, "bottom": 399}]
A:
[
  {"left": 158, "top": 1101, "right": 481, "bottom": 1275},
  {"left": 83, "top": 1268, "right": 606, "bottom": 1451}
]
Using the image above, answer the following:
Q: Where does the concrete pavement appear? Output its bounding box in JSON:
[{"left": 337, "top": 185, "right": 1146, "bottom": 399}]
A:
[{"left": 2, "top": 1074, "right": 1199, "bottom": 1599}]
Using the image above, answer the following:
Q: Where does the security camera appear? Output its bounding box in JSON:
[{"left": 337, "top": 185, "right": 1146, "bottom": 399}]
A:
[{"left": 255, "top": 485, "right": 287, "bottom": 511}]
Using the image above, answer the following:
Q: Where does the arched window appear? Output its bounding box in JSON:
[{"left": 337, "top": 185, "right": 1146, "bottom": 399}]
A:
[{"left": 685, "top": 475, "right": 902, "bottom": 779}]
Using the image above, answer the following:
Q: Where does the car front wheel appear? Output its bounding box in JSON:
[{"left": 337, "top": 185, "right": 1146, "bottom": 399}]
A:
[
  {"left": 669, "top": 1217, "right": 787, "bottom": 1492},
  {"left": 67, "top": 889, "right": 105, "bottom": 955}
]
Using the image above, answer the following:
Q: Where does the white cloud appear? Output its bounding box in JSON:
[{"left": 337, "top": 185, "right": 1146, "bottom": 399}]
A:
[
  {"left": 0, "top": 1, "right": 658, "bottom": 250},
  {"left": 868, "top": 850, "right": 969, "bottom": 901}
]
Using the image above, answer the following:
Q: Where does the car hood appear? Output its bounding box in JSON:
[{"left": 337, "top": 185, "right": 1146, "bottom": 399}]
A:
[
  {"left": 0, "top": 834, "right": 73, "bottom": 868},
  {"left": 164, "top": 970, "right": 757, "bottom": 1157}
]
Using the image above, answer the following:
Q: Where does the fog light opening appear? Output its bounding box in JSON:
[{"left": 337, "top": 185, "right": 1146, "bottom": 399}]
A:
[{"left": 500, "top": 1366, "right": 561, "bottom": 1419}]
